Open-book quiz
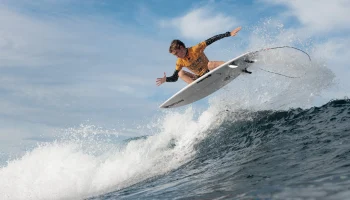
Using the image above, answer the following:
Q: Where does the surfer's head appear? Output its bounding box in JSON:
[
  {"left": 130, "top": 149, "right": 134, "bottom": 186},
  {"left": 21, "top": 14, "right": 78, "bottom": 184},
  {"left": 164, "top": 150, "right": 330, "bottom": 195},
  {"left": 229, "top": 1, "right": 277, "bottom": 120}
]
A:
[{"left": 169, "top": 40, "right": 187, "bottom": 58}]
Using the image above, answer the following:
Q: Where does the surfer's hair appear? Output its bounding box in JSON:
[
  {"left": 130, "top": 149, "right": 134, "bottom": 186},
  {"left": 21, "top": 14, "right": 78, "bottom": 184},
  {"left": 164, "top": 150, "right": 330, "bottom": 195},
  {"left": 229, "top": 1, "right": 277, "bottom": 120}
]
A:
[{"left": 169, "top": 40, "right": 185, "bottom": 53}]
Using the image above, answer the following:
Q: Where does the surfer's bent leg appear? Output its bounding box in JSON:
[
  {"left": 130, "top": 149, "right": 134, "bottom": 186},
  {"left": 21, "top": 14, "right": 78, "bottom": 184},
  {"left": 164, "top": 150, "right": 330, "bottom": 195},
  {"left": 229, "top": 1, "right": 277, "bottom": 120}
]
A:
[
  {"left": 178, "top": 70, "right": 197, "bottom": 84},
  {"left": 208, "top": 61, "right": 225, "bottom": 71}
]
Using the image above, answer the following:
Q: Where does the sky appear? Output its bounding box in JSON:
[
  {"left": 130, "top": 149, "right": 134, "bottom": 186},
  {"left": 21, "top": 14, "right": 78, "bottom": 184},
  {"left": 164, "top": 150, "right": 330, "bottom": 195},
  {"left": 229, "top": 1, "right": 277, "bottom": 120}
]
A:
[{"left": 0, "top": 0, "right": 350, "bottom": 158}]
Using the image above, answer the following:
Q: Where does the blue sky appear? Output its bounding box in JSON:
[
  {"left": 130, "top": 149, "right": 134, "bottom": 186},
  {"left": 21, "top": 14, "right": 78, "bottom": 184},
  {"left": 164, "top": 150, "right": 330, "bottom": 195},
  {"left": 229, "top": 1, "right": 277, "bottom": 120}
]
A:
[{"left": 0, "top": 0, "right": 350, "bottom": 157}]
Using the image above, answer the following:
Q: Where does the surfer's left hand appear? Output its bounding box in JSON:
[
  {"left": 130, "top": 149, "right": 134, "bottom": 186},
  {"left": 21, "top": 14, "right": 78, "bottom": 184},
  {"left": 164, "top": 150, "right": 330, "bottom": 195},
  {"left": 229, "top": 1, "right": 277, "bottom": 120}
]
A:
[
  {"left": 156, "top": 72, "right": 166, "bottom": 86},
  {"left": 230, "top": 27, "right": 242, "bottom": 36}
]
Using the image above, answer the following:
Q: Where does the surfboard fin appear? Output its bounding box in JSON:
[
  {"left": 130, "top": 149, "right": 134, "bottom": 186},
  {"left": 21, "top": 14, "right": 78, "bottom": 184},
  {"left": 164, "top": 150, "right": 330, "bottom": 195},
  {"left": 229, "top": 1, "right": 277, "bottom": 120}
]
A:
[{"left": 242, "top": 68, "right": 252, "bottom": 74}]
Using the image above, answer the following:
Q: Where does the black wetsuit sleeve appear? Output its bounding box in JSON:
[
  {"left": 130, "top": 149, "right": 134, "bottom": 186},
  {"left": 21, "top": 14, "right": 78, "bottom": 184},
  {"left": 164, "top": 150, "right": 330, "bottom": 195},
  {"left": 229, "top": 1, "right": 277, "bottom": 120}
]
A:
[
  {"left": 166, "top": 70, "right": 179, "bottom": 82},
  {"left": 205, "top": 32, "right": 231, "bottom": 46}
]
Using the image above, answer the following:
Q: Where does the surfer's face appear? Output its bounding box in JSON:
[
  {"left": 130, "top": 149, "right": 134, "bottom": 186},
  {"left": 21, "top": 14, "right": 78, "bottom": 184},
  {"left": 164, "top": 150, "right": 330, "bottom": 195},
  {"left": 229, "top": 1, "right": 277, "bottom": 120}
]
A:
[{"left": 172, "top": 46, "right": 187, "bottom": 59}]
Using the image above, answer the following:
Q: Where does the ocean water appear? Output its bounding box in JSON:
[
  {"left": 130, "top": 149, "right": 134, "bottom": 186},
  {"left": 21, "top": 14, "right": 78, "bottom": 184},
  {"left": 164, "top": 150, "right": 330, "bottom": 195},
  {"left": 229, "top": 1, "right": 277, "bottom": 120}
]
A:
[
  {"left": 1, "top": 47, "right": 349, "bottom": 199},
  {"left": 91, "top": 99, "right": 350, "bottom": 200}
]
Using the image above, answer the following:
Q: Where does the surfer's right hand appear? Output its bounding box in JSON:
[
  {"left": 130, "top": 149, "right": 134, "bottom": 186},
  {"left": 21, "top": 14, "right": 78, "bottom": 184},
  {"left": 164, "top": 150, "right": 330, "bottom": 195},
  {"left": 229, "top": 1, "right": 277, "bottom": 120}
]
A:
[
  {"left": 156, "top": 72, "right": 166, "bottom": 86},
  {"left": 230, "top": 27, "right": 242, "bottom": 36}
]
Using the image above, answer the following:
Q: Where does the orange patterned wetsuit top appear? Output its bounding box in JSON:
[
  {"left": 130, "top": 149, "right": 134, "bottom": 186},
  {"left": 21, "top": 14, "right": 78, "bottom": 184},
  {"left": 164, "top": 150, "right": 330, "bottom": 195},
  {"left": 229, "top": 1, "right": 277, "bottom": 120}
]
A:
[
  {"left": 166, "top": 31, "right": 231, "bottom": 82},
  {"left": 176, "top": 41, "right": 209, "bottom": 76}
]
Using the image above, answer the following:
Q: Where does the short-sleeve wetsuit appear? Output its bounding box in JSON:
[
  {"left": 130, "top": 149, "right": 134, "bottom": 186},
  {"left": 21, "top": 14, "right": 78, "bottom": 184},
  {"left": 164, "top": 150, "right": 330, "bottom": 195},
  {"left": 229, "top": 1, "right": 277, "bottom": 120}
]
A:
[{"left": 166, "top": 31, "right": 231, "bottom": 82}]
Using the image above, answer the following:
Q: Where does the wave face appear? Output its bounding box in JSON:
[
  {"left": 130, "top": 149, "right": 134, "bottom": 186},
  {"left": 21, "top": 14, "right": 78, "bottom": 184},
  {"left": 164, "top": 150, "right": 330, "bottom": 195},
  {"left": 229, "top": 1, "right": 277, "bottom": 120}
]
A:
[{"left": 92, "top": 99, "right": 350, "bottom": 200}]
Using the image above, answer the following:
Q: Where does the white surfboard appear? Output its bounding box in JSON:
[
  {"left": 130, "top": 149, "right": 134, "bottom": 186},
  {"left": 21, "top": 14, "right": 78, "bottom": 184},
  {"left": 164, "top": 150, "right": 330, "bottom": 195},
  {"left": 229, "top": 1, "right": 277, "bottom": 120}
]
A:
[{"left": 159, "top": 51, "right": 257, "bottom": 108}]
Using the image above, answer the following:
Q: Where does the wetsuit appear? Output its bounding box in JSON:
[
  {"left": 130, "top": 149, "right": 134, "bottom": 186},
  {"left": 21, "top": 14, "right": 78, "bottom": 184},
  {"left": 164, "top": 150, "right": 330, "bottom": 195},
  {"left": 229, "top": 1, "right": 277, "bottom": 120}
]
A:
[{"left": 166, "top": 31, "right": 231, "bottom": 82}]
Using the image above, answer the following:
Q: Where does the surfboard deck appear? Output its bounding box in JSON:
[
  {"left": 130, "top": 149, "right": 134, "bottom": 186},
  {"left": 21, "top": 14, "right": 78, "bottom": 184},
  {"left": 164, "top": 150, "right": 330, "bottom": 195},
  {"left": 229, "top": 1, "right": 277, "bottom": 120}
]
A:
[{"left": 159, "top": 51, "right": 257, "bottom": 108}]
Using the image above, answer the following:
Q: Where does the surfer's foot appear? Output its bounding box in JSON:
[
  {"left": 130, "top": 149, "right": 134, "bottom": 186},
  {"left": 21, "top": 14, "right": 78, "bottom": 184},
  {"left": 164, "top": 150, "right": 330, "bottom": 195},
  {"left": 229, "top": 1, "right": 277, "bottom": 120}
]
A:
[
  {"left": 242, "top": 68, "right": 252, "bottom": 74},
  {"left": 244, "top": 59, "right": 255, "bottom": 63}
]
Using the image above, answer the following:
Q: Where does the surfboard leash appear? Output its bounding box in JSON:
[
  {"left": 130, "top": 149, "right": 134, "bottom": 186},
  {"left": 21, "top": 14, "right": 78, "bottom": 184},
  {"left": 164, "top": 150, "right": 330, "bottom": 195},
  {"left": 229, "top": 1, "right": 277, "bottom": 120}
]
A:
[
  {"left": 257, "top": 67, "right": 301, "bottom": 79},
  {"left": 250, "top": 45, "right": 311, "bottom": 79},
  {"left": 253, "top": 46, "right": 312, "bottom": 61},
  {"left": 243, "top": 59, "right": 301, "bottom": 78}
]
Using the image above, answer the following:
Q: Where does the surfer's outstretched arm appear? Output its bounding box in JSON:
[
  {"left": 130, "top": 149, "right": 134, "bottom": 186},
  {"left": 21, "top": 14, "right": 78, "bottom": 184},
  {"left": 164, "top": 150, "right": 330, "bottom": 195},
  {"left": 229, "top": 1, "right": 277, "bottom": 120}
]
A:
[
  {"left": 166, "top": 70, "right": 179, "bottom": 82},
  {"left": 205, "top": 26, "right": 242, "bottom": 46},
  {"left": 156, "top": 70, "right": 179, "bottom": 86}
]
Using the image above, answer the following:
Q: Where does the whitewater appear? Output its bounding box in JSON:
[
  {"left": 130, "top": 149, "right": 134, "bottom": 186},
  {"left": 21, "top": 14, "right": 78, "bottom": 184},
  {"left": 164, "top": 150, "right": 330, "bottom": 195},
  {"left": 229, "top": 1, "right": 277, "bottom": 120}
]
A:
[{"left": 1, "top": 36, "right": 349, "bottom": 199}]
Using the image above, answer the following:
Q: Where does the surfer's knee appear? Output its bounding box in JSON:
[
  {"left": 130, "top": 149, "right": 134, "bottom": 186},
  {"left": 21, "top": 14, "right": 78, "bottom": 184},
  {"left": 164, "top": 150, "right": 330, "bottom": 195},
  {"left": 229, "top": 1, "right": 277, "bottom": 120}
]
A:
[
  {"left": 178, "top": 70, "right": 185, "bottom": 78},
  {"left": 207, "top": 61, "right": 214, "bottom": 70},
  {"left": 208, "top": 61, "right": 224, "bottom": 70},
  {"left": 208, "top": 61, "right": 219, "bottom": 70},
  {"left": 178, "top": 70, "right": 192, "bottom": 79}
]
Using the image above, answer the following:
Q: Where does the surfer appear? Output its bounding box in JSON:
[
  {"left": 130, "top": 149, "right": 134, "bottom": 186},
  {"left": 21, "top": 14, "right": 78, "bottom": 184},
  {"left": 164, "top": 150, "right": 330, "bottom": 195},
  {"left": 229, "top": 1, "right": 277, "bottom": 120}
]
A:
[{"left": 156, "top": 26, "right": 242, "bottom": 86}]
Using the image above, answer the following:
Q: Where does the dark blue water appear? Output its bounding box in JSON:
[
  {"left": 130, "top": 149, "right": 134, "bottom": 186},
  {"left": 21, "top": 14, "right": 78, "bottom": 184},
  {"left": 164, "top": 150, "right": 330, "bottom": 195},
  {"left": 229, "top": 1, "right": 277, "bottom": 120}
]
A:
[{"left": 91, "top": 99, "right": 350, "bottom": 200}]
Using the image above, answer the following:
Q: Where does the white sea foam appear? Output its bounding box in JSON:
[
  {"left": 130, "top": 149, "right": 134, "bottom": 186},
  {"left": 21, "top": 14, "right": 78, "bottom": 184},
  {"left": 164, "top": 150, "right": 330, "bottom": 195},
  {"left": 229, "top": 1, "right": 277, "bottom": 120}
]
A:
[{"left": 0, "top": 107, "right": 218, "bottom": 199}]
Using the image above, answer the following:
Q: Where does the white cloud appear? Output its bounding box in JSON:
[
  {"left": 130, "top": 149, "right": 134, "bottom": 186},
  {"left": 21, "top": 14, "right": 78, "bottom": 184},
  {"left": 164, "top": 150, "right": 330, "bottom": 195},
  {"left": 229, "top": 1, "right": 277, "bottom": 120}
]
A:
[
  {"left": 0, "top": 5, "right": 102, "bottom": 68},
  {"left": 263, "top": 0, "right": 350, "bottom": 33},
  {"left": 160, "top": 7, "right": 237, "bottom": 40},
  {"left": 312, "top": 38, "right": 350, "bottom": 64}
]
